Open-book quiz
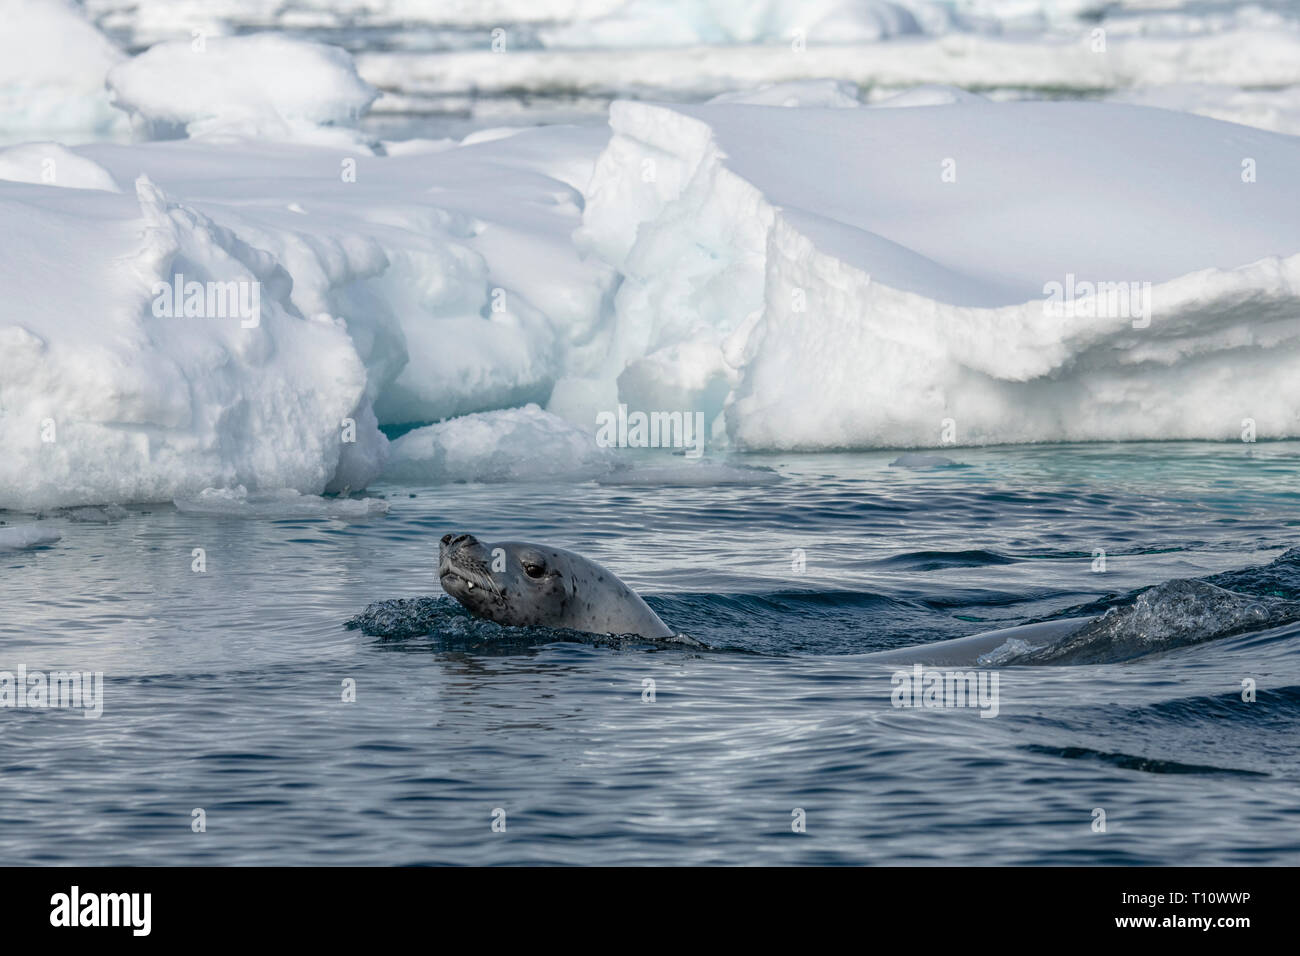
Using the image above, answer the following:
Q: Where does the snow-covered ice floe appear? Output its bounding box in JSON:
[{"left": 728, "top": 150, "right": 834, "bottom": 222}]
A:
[
  {"left": 173, "top": 487, "right": 389, "bottom": 518},
  {"left": 358, "top": 30, "right": 1300, "bottom": 106},
  {"left": 576, "top": 98, "right": 1300, "bottom": 449},
  {"left": 4, "top": 13, "right": 1300, "bottom": 509},
  {"left": 71, "top": 0, "right": 1300, "bottom": 136},
  {"left": 351, "top": 7, "right": 1300, "bottom": 135},
  {"left": 0, "top": 35, "right": 613, "bottom": 510}
]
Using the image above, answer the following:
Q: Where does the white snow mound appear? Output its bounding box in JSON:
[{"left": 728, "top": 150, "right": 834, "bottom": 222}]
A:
[
  {"left": 106, "top": 34, "right": 379, "bottom": 145},
  {"left": 0, "top": 143, "right": 120, "bottom": 191},
  {"left": 0, "top": 0, "right": 126, "bottom": 138}
]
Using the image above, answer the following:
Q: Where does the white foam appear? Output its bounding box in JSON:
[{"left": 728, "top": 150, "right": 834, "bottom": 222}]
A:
[{"left": 976, "top": 638, "right": 1033, "bottom": 667}]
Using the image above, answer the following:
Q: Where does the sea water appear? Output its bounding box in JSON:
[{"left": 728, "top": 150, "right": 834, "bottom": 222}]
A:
[{"left": 3, "top": 442, "right": 1299, "bottom": 865}]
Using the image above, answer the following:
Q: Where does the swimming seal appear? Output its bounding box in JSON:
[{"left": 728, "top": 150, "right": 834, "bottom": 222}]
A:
[
  {"left": 859, "top": 617, "right": 1093, "bottom": 666},
  {"left": 439, "top": 533, "right": 674, "bottom": 639}
]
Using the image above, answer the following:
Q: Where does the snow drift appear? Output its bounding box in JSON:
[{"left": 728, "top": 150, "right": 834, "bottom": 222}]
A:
[{"left": 106, "top": 34, "right": 379, "bottom": 146}]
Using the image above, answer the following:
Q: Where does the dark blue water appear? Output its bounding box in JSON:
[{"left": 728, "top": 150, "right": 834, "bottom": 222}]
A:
[{"left": 3, "top": 442, "right": 1300, "bottom": 864}]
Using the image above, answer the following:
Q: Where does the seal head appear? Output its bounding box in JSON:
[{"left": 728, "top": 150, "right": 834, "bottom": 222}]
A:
[{"left": 439, "top": 533, "right": 674, "bottom": 639}]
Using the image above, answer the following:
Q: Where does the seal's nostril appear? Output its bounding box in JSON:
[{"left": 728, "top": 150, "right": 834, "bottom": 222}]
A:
[
  {"left": 441, "top": 533, "right": 453, "bottom": 546},
  {"left": 452, "top": 533, "right": 473, "bottom": 547}
]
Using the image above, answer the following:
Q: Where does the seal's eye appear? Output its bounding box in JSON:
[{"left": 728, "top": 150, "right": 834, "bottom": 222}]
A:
[{"left": 522, "top": 560, "right": 546, "bottom": 579}]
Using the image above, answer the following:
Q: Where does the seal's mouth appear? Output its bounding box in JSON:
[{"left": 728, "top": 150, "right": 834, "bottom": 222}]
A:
[
  {"left": 438, "top": 533, "right": 501, "bottom": 598},
  {"left": 439, "top": 566, "right": 497, "bottom": 594}
]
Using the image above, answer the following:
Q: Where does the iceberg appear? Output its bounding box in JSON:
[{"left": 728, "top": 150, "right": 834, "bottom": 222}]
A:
[
  {"left": 0, "top": 174, "right": 377, "bottom": 510},
  {"left": 576, "top": 98, "right": 1300, "bottom": 449},
  {"left": 5, "top": 5, "right": 1300, "bottom": 508},
  {"left": 0, "top": 128, "right": 612, "bottom": 508},
  {"left": 0, "top": 27, "right": 615, "bottom": 510}
]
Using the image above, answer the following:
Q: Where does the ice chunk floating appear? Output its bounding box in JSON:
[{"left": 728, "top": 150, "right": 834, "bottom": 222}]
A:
[{"left": 0, "top": 524, "right": 61, "bottom": 552}]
